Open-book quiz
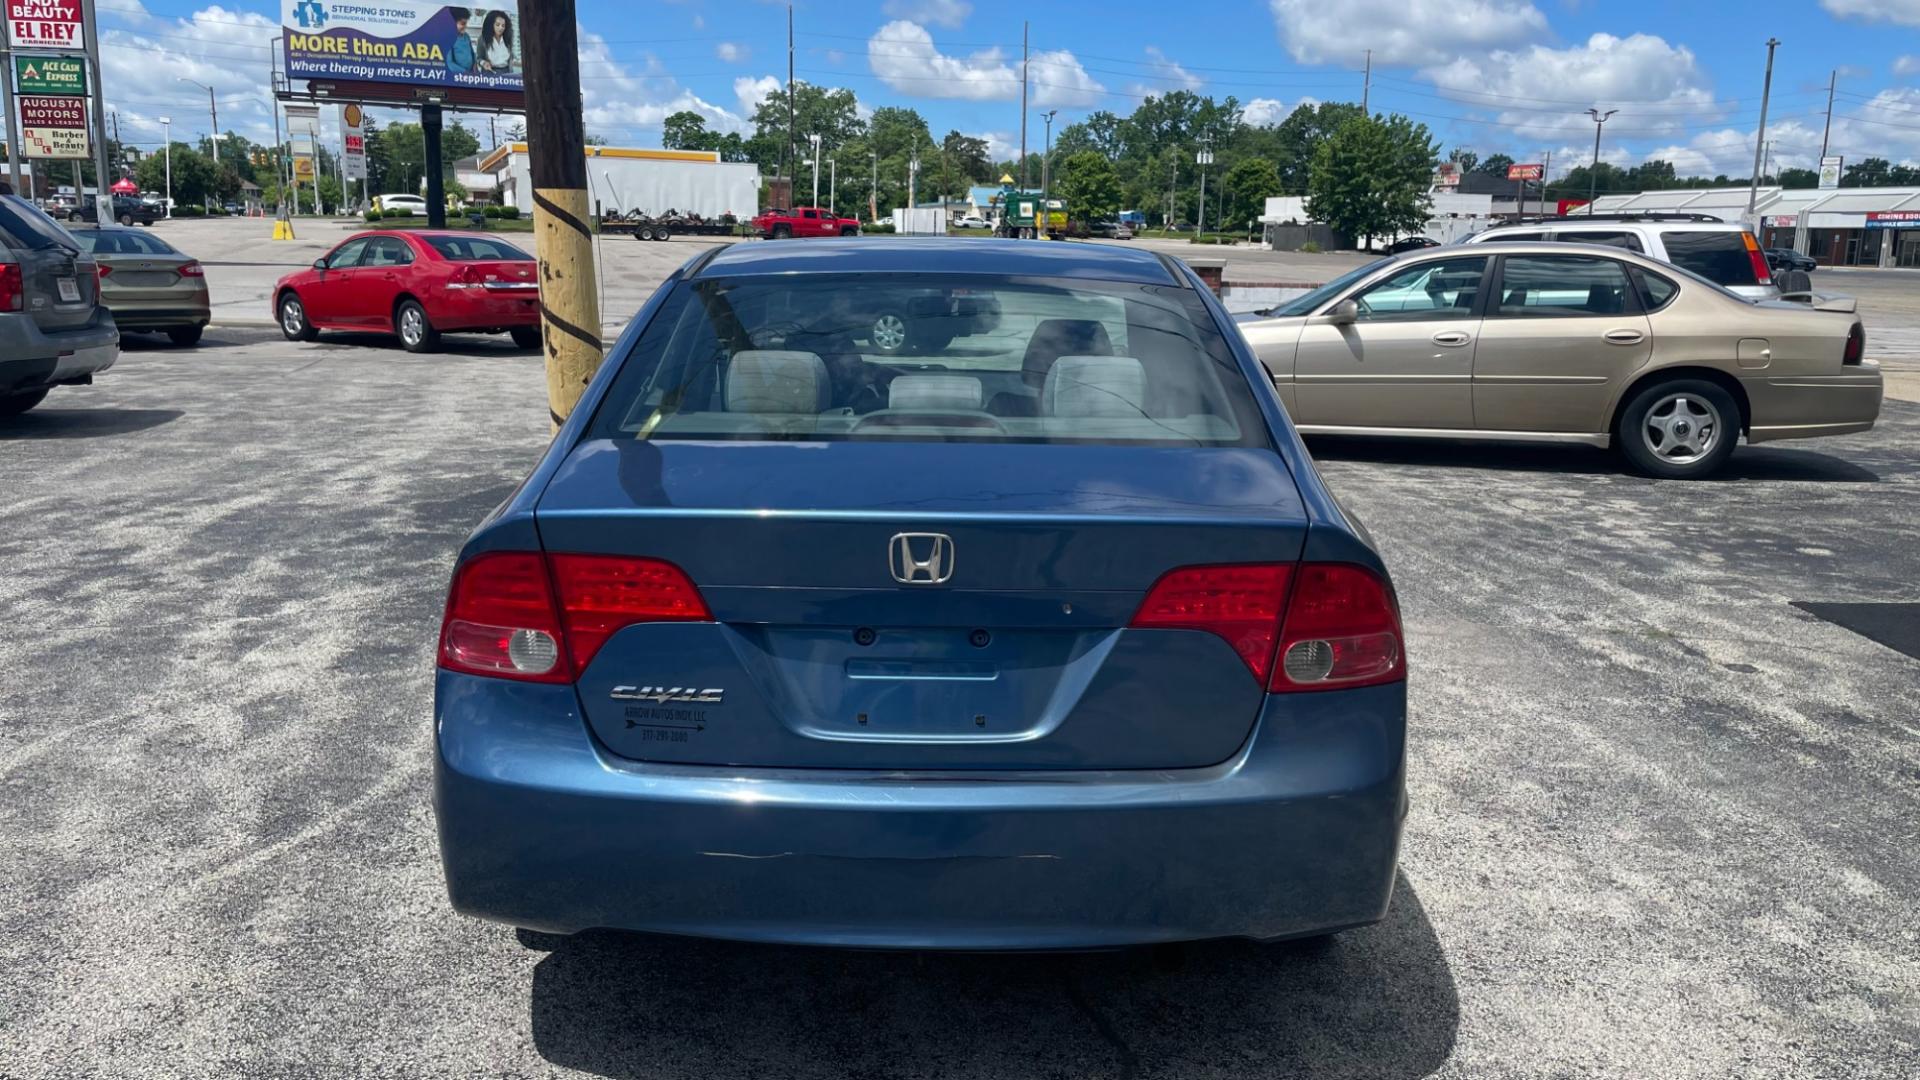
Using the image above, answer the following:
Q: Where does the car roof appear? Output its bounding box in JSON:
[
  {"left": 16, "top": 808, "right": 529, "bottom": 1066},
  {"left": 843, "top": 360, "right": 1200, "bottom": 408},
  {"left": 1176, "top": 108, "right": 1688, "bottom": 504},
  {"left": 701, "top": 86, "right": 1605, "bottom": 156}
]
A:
[
  {"left": 1480, "top": 219, "right": 1744, "bottom": 232},
  {"left": 695, "top": 237, "right": 1183, "bottom": 285}
]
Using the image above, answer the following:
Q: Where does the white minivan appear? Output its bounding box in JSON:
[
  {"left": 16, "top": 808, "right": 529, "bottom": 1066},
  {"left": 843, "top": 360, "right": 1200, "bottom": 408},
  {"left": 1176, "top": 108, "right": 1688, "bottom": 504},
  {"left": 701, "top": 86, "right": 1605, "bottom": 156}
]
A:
[{"left": 1464, "top": 214, "right": 1783, "bottom": 301}]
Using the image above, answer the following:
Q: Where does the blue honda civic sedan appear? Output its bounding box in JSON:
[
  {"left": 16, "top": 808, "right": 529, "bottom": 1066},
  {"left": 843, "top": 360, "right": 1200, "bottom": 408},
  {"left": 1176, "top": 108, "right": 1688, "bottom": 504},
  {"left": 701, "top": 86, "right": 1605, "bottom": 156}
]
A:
[{"left": 432, "top": 238, "right": 1408, "bottom": 949}]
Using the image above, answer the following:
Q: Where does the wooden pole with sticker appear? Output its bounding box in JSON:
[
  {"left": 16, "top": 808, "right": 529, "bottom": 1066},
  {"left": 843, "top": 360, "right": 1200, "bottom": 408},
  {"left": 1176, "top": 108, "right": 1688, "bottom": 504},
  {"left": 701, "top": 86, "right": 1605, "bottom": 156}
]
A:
[{"left": 520, "top": 0, "right": 602, "bottom": 432}]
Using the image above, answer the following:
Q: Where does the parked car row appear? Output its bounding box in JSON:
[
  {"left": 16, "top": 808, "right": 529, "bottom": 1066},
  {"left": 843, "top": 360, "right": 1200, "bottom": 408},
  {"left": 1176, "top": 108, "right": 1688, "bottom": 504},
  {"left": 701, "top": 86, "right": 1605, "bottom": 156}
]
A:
[{"left": 0, "top": 194, "right": 119, "bottom": 416}]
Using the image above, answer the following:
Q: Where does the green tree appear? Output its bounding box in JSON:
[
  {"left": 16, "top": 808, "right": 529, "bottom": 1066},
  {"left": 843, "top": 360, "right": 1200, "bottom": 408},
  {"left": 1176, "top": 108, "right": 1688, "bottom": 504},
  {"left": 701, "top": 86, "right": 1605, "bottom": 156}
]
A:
[
  {"left": 1447, "top": 147, "right": 1479, "bottom": 172},
  {"left": 134, "top": 145, "right": 218, "bottom": 206},
  {"left": 662, "top": 110, "right": 713, "bottom": 151},
  {"left": 443, "top": 120, "right": 482, "bottom": 163},
  {"left": 1221, "top": 156, "right": 1281, "bottom": 232},
  {"left": 1272, "top": 101, "right": 1366, "bottom": 195},
  {"left": 1476, "top": 153, "right": 1515, "bottom": 176},
  {"left": 1054, "top": 150, "right": 1122, "bottom": 223},
  {"left": 1306, "top": 114, "right": 1437, "bottom": 247},
  {"left": 1843, "top": 157, "right": 1892, "bottom": 187},
  {"left": 745, "top": 80, "right": 863, "bottom": 178},
  {"left": 1778, "top": 166, "right": 1818, "bottom": 189}
]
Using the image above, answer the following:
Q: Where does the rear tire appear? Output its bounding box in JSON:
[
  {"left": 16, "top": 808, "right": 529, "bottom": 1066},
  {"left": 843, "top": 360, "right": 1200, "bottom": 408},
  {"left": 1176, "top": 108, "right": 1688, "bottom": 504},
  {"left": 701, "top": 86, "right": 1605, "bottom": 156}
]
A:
[
  {"left": 509, "top": 326, "right": 540, "bottom": 350},
  {"left": 638, "top": 226, "right": 654, "bottom": 241},
  {"left": 0, "top": 388, "right": 50, "bottom": 416},
  {"left": 278, "top": 293, "right": 317, "bottom": 341},
  {"left": 771, "top": 225, "right": 791, "bottom": 239},
  {"left": 396, "top": 299, "right": 440, "bottom": 353},
  {"left": 166, "top": 325, "right": 204, "bottom": 347},
  {"left": 1615, "top": 378, "right": 1740, "bottom": 480}
]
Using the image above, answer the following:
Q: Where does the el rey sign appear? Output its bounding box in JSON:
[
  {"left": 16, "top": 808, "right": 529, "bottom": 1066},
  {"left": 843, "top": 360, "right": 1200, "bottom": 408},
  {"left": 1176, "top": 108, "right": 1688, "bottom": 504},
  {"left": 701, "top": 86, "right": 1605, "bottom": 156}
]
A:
[
  {"left": 13, "top": 54, "right": 86, "bottom": 94},
  {"left": 18, "top": 94, "right": 88, "bottom": 158},
  {"left": 5, "top": 0, "right": 83, "bottom": 49}
]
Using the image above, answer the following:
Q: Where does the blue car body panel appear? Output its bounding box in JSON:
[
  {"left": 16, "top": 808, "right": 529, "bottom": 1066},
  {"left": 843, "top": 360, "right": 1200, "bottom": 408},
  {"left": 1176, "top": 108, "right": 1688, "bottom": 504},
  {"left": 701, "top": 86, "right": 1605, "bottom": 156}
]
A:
[{"left": 431, "top": 239, "right": 1407, "bottom": 948}]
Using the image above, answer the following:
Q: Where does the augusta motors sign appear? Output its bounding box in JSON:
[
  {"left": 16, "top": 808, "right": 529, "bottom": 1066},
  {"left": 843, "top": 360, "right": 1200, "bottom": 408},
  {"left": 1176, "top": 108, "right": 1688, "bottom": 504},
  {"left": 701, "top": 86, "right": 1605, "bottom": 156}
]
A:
[
  {"left": 18, "top": 94, "right": 87, "bottom": 158},
  {"left": 5, "top": 0, "right": 83, "bottom": 49}
]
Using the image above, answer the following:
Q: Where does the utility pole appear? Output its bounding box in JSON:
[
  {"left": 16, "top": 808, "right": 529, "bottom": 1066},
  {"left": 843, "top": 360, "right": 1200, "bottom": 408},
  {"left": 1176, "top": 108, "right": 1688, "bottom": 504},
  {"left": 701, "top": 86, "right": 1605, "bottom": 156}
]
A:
[
  {"left": 1748, "top": 37, "right": 1780, "bottom": 216},
  {"left": 1540, "top": 148, "right": 1551, "bottom": 216},
  {"left": 1586, "top": 107, "right": 1617, "bottom": 205},
  {"left": 907, "top": 150, "right": 918, "bottom": 231},
  {"left": 808, "top": 132, "right": 820, "bottom": 205},
  {"left": 110, "top": 110, "right": 119, "bottom": 177},
  {"left": 784, "top": 4, "right": 794, "bottom": 182},
  {"left": 1361, "top": 49, "right": 1371, "bottom": 114},
  {"left": 1819, "top": 67, "right": 1836, "bottom": 161},
  {"left": 828, "top": 158, "right": 836, "bottom": 214},
  {"left": 1196, "top": 136, "right": 1213, "bottom": 236},
  {"left": 160, "top": 117, "right": 171, "bottom": 214},
  {"left": 1019, "top": 21, "right": 1028, "bottom": 189},
  {"left": 79, "top": 0, "right": 112, "bottom": 213},
  {"left": 1166, "top": 156, "right": 1176, "bottom": 227},
  {"left": 522, "top": 0, "right": 602, "bottom": 431},
  {"left": 0, "top": 29, "right": 23, "bottom": 192},
  {"left": 869, "top": 149, "right": 876, "bottom": 221},
  {"left": 1039, "top": 109, "right": 1055, "bottom": 223}
]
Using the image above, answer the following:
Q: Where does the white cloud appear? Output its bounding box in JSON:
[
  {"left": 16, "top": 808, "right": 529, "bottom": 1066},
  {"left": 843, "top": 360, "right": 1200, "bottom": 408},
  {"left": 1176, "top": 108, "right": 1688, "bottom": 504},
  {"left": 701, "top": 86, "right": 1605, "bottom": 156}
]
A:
[
  {"left": 715, "top": 41, "right": 748, "bottom": 63},
  {"left": 1895, "top": 55, "right": 1920, "bottom": 76},
  {"left": 691, "top": 13, "right": 705, "bottom": 29},
  {"left": 100, "top": 6, "right": 285, "bottom": 149},
  {"left": 733, "top": 75, "right": 783, "bottom": 119},
  {"left": 980, "top": 131, "right": 1020, "bottom": 162},
  {"left": 1268, "top": 0, "right": 1548, "bottom": 65},
  {"left": 1134, "top": 45, "right": 1201, "bottom": 96},
  {"left": 867, "top": 20, "right": 1102, "bottom": 106},
  {"left": 576, "top": 33, "right": 746, "bottom": 139},
  {"left": 1423, "top": 33, "right": 1717, "bottom": 141},
  {"left": 881, "top": 0, "right": 973, "bottom": 29},
  {"left": 1821, "top": 0, "right": 1920, "bottom": 25},
  {"left": 1243, "top": 97, "right": 1307, "bottom": 127}
]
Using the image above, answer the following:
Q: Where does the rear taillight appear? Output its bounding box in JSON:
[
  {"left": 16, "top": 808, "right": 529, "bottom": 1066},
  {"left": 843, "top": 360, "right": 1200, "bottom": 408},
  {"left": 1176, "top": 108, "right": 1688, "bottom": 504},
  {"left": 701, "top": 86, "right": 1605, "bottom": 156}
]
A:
[
  {"left": 1131, "top": 562, "right": 1403, "bottom": 692},
  {"left": 1741, "top": 231, "right": 1773, "bottom": 286},
  {"left": 1268, "top": 563, "right": 1403, "bottom": 692},
  {"left": 1131, "top": 564, "right": 1292, "bottom": 683},
  {"left": 0, "top": 264, "right": 20, "bottom": 311},
  {"left": 447, "top": 265, "right": 482, "bottom": 289},
  {"left": 96, "top": 263, "right": 111, "bottom": 281},
  {"left": 549, "top": 554, "right": 710, "bottom": 671},
  {"left": 439, "top": 552, "right": 571, "bottom": 683},
  {"left": 437, "top": 551, "right": 711, "bottom": 683},
  {"left": 178, "top": 261, "right": 204, "bottom": 278},
  {"left": 1844, "top": 323, "right": 1864, "bottom": 366}
]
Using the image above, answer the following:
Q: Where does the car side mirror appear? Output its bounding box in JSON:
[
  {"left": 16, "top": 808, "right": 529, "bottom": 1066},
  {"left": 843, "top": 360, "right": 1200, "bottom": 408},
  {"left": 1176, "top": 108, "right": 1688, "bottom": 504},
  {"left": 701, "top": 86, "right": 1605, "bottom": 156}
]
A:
[
  {"left": 313, "top": 258, "right": 328, "bottom": 271},
  {"left": 1321, "top": 299, "right": 1359, "bottom": 325}
]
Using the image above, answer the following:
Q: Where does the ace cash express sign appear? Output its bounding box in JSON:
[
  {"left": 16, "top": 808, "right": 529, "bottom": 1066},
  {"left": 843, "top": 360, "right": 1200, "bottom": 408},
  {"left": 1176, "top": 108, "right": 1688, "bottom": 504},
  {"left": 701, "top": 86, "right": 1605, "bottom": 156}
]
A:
[{"left": 5, "top": 0, "right": 84, "bottom": 49}]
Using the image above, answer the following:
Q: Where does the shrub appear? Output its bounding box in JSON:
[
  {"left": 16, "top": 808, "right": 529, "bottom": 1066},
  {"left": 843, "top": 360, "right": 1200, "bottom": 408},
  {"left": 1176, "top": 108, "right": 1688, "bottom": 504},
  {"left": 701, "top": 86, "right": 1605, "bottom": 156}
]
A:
[
  {"left": 1301, "top": 240, "right": 1322, "bottom": 253},
  {"left": 384, "top": 208, "right": 414, "bottom": 219},
  {"left": 363, "top": 209, "right": 381, "bottom": 224},
  {"left": 494, "top": 205, "right": 521, "bottom": 220},
  {"left": 860, "top": 222, "right": 895, "bottom": 234},
  {"left": 175, "top": 205, "right": 205, "bottom": 218},
  {"left": 481, "top": 205, "right": 502, "bottom": 218}
]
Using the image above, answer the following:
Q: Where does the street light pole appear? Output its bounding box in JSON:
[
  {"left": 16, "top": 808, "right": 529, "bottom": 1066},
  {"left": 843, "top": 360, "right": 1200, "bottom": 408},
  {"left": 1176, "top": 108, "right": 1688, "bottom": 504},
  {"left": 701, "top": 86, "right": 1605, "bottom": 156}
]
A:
[
  {"left": 1196, "top": 136, "right": 1214, "bottom": 236},
  {"left": 869, "top": 149, "right": 877, "bottom": 222},
  {"left": 1586, "top": 108, "right": 1618, "bottom": 205},
  {"left": 828, "top": 158, "right": 836, "bottom": 214},
  {"left": 1040, "top": 109, "right": 1055, "bottom": 238},
  {"left": 1748, "top": 37, "right": 1781, "bottom": 216},
  {"left": 809, "top": 133, "right": 820, "bottom": 205},
  {"left": 160, "top": 116, "right": 172, "bottom": 216}
]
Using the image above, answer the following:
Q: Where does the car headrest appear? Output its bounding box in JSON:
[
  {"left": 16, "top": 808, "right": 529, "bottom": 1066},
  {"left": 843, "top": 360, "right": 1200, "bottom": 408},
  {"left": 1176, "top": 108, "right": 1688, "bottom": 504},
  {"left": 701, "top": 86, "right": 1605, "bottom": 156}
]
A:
[
  {"left": 1021, "top": 319, "right": 1113, "bottom": 387},
  {"left": 1044, "top": 355, "right": 1146, "bottom": 418},
  {"left": 726, "top": 350, "right": 831, "bottom": 414},
  {"left": 888, "top": 374, "right": 983, "bottom": 412}
]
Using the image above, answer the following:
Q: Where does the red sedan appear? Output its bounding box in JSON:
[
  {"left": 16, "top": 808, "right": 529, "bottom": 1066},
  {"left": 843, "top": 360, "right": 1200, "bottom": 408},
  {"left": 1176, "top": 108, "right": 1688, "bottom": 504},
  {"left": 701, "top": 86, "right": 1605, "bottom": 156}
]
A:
[{"left": 272, "top": 230, "right": 541, "bottom": 352}]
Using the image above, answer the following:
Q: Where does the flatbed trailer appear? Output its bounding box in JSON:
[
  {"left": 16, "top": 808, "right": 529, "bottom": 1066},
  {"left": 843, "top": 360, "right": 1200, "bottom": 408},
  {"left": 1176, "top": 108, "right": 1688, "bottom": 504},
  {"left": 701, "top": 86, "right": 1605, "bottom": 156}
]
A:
[{"left": 602, "top": 219, "right": 742, "bottom": 241}]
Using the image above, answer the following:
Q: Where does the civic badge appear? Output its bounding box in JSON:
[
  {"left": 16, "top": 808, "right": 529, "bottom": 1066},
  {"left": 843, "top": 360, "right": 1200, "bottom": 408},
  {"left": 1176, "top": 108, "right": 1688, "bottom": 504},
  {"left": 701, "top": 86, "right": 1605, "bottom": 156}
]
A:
[{"left": 889, "top": 533, "right": 954, "bottom": 584}]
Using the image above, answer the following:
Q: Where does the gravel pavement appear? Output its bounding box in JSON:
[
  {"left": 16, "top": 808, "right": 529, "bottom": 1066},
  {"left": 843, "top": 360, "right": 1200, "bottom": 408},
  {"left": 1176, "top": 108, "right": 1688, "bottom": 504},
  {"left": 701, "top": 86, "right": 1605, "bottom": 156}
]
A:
[{"left": 2, "top": 327, "right": 1917, "bottom": 1078}]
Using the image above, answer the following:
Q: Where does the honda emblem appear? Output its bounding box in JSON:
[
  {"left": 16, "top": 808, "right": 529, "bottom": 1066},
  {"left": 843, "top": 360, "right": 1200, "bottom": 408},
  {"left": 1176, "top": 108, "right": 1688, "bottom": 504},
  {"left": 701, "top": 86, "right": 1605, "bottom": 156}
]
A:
[{"left": 889, "top": 533, "right": 955, "bottom": 584}]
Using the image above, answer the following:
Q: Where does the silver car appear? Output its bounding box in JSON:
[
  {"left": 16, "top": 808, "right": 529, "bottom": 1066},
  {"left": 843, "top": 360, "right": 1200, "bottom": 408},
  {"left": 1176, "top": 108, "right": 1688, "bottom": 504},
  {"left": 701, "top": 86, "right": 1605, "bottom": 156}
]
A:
[
  {"left": 0, "top": 193, "right": 118, "bottom": 417},
  {"left": 70, "top": 226, "right": 211, "bottom": 346}
]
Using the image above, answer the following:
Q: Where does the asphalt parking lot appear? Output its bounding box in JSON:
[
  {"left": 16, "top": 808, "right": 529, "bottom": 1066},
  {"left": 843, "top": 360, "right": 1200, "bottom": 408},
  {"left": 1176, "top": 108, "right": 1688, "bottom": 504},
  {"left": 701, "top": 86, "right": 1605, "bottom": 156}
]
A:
[{"left": 3, "top": 324, "right": 1916, "bottom": 1078}]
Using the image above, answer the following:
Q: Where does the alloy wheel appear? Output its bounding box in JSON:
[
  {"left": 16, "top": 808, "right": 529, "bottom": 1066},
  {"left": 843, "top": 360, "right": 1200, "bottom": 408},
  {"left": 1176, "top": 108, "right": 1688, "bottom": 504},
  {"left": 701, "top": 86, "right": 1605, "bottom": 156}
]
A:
[
  {"left": 1642, "top": 392, "right": 1720, "bottom": 465},
  {"left": 400, "top": 306, "right": 425, "bottom": 346},
  {"left": 870, "top": 313, "right": 908, "bottom": 352}
]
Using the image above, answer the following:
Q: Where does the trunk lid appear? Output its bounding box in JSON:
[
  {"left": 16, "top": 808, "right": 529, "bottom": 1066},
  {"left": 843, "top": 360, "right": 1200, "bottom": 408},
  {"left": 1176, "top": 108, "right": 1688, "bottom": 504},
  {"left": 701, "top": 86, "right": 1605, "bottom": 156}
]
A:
[
  {"left": 537, "top": 440, "right": 1309, "bottom": 770},
  {"left": 20, "top": 245, "right": 99, "bottom": 332}
]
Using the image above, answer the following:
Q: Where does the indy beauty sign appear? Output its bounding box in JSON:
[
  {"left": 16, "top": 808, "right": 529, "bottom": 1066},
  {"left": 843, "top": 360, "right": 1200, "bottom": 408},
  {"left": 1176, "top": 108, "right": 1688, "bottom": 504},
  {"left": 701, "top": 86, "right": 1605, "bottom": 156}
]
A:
[
  {"left": 5, "top": 0, "right": 84, "bottom": 49},
  {"left": 282, "top": 1, "right": 523, "bottom": 96}
]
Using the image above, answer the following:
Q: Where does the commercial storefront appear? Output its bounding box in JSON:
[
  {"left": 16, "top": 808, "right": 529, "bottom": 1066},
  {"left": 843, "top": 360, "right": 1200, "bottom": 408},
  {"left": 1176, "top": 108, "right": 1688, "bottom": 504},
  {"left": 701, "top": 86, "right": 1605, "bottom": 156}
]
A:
[{"left": 1787, "top": 188, "right": 1920, "bottom": 268}]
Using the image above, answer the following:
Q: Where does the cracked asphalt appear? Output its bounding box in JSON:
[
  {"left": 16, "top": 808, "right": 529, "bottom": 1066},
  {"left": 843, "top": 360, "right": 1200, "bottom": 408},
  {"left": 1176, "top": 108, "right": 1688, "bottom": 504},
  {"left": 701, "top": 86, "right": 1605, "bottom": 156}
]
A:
[{"left": 2, "top": 326, "right": 1916, "bottom": 1078}]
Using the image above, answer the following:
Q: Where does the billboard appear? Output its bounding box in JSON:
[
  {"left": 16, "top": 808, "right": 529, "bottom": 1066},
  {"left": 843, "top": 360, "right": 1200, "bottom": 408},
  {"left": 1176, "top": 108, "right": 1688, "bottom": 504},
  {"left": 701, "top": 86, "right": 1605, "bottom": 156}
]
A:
[
  {"left": 1507, "top": 163, "right": 1544, "bottom": 181},
  {"left": 1818, "top": 155, "right": 1842, "bottom": 190},
  {"left": 14, "top": 54, "right": 85, "bottom": 94},
  {"left": 5, "top": 0, "right": 83, "bottom": 49},
  {"left": 282, "top": 2, "right": 522, "bottom": 96},
  {"left": 342, "top": 102, "right": 366, "bottom": 181},
  {"left": 17, "top": 94, "right": 87, "bottom": 158},
  {"left": 1865, "top": 211, "right": 1920, "bottom": 230}
]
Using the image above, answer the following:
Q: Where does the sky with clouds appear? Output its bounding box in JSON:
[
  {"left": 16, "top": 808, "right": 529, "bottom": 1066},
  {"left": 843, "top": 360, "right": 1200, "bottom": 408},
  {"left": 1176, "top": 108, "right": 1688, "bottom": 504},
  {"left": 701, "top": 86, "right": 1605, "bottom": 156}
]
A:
[{"left": 53, "top": 0, "right": 1920, "bottom": 180}]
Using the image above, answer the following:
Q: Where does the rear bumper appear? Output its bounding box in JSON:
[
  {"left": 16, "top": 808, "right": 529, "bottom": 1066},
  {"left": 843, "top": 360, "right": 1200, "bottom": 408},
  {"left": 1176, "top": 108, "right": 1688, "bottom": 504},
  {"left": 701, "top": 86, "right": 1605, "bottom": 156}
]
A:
[
  {"left": 0, "top": 311, "right": 120, "bottom": 395},
  {"left": 106, "top": 303, "right": 210, "bottom": 330},
  {"left": 432, "top": 288, "right": 540, "bottom": 332},
  {"left": 1742, "top": 366, "right": 1883, "bottom": 444},
  {"left": 433, "top": 674, "right": 1408, "bottom": 948}
]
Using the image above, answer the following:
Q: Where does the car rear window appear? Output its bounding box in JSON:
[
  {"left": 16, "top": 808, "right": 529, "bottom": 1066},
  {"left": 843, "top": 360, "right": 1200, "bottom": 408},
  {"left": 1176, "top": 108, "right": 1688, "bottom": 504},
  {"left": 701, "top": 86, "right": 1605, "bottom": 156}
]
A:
[
  {"left": 72, "top": 230, "right": 177, "bottom": 256},
  {"left": 590, "top": 274, "right": 1266, "bottom": 447},
  {"left": 0, "top": 194, "right": 80, "bottom": 251},
  {"left": 424, "top": 235, "right": 532, "bottom": 261},
  {"left": 1660, "top": 231, "right": 1760, "bottom": 286}
]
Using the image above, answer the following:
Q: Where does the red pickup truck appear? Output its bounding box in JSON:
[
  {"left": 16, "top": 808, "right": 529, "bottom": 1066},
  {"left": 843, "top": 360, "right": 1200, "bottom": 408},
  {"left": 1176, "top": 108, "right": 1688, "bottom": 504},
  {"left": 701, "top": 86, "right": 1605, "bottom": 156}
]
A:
[{"left": 752, "top": 207, "right": 862, "bottom": 239}]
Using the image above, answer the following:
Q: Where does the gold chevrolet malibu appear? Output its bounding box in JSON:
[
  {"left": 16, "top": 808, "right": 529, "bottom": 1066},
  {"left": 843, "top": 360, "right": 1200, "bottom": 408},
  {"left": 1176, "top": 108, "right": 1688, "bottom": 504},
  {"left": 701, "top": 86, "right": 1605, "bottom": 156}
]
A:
[{"left": 1236, "top": 242, "right": 1879, "bottom": 478}]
